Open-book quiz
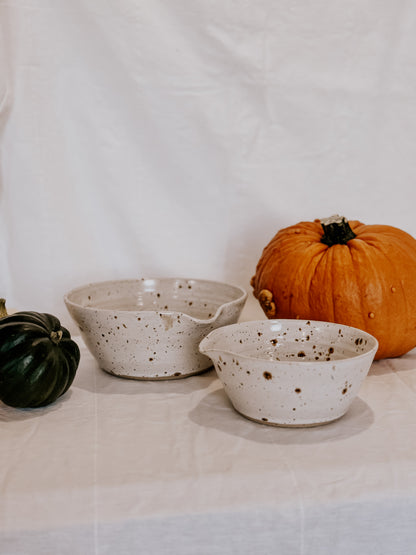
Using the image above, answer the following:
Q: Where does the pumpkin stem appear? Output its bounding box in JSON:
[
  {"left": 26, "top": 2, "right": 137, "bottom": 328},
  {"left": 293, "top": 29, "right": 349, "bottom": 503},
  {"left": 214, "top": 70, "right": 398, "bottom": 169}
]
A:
[
  {"left": 50, "top": 329, "right": 63, "bottom": 345},
  {"left": 320, "top": 215, "right": 357, "bottom": 246},
  {"left": 0, "top": 298, "right": 8, "bottom": 318}
]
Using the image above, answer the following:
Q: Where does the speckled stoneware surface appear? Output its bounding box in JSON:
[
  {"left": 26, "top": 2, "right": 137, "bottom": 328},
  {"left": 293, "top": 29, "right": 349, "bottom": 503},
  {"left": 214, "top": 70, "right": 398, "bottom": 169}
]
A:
[
  {"left": 64, "top": 278, "right": 247, "bottom": 380},
  {"left": 199, "top": 319, "right": 378, "bottom": 427}
]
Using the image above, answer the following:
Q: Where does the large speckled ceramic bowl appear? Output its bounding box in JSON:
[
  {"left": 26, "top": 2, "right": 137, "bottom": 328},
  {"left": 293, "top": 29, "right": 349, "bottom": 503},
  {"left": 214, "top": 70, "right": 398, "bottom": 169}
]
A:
[
  {"left": 64, "top": 278, "right": 247, "bottom": 380},
  {"left": 199, "top": 319, "right": 378, "bottom": 427}
]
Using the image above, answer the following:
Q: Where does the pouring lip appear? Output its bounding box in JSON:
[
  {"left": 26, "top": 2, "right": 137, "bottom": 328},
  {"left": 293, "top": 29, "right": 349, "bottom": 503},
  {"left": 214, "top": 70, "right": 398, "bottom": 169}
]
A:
[
  {"left": 64, "top": 278, "right": 247, "bottom": 325},
  {"left": 186, "top": 286, "right": 247, "bottom": 325}
]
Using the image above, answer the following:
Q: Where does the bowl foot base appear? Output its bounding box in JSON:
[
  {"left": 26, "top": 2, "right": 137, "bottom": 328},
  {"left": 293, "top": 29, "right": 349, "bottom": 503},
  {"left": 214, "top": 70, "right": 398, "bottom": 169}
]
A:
[
  {"left": 235, "top": 408, "right": 345, "bottom": 428},
  {"left": 101, "top": 366, "right": 214, "bottom": 381}
]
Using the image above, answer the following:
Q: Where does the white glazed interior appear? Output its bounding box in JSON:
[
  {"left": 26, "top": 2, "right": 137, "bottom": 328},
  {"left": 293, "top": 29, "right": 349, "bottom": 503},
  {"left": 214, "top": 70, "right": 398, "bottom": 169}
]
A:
[
  {"left": 64, "top": 278, "right": 247, "bottom": 379},
  {"left": 199, "top": 319, "right": 378, "bottom": 427},
  {"left": 65, "top": 278, "right": 245, "bottom": 321}
]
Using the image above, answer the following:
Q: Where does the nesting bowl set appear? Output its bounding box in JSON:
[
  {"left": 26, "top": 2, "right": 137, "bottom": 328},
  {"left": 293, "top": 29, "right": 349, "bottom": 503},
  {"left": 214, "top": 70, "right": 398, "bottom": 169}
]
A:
[{"left": 64, "top": 278, "right": 378, "bottom": 427}]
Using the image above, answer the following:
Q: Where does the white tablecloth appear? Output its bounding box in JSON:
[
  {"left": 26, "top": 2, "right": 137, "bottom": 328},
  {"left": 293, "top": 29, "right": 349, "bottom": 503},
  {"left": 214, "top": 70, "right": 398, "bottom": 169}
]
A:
[
  {"left": 2, "top": 3, "right": 416, "bottom": 551},
  {"left": 1, "top": 304, "right": 416, "bottom": 555}
]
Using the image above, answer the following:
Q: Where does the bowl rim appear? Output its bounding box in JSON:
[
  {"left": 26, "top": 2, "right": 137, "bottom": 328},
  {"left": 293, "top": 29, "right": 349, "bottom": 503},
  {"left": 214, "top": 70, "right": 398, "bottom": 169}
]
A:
[
  {"left": 199, "top": 318, "right": 379, "bottom": 365},
  {"left": 63, "top": 277, "right": 247, "bottom": 324}
]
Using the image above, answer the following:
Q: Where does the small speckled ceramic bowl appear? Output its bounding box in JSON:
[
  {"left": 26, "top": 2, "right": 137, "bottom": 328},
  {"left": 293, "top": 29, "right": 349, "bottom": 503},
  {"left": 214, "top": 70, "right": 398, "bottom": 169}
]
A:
[
  {"left": 64, "top": 278, "right": 247, "bottom": 380},
  {"left": 199, "top": 319, "right": 378, "bottom": 427}
]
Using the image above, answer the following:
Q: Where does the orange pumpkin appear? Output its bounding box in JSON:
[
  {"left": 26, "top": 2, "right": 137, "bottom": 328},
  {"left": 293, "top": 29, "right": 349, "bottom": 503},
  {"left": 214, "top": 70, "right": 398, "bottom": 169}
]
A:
[{"left": 251, "top": 215, "right": 416, "bottom": 360}]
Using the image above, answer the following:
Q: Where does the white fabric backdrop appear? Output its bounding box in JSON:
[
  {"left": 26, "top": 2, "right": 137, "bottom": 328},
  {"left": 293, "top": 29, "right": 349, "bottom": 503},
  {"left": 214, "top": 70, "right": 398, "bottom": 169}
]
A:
[{"left": 1, "top": 1, "right": 416, "bottom": 331}]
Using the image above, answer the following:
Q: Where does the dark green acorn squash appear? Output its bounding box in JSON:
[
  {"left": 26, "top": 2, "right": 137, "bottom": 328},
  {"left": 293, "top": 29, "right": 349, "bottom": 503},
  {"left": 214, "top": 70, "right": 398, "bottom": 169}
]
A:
[{"left": 0, "top": 299, "right": 80, "bottom": 408}]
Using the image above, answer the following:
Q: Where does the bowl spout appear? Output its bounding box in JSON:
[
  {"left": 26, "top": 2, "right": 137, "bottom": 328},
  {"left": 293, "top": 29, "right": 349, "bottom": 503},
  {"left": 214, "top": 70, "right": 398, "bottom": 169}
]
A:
[{"left": 199, "top": 333, "right": 221, "bottom": 360}]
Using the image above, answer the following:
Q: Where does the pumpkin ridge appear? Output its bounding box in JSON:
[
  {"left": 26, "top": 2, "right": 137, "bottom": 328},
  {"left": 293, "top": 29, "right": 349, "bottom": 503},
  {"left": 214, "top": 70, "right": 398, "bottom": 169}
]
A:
[
  {"left": 54, "top": 357, "right": 75, "bottom": 397},
  {"left": 369, "top": 236, "right": 416, "bottom": 357},
  {"left": 36, "top": 365, "right": 64, "bottom": 406},
  {"left": 0, "top": 330, "right": 31, "bottom": 353},
  {"left": 31, "top": 352, "right": 66, "bottom": 406},
  {"left": 349, "top": 238, "right": 412, "bottom": 358},
  {"left": 351, "top": 245, "right": 368, "bottom": 331},
  {"left": 306, "top": 244, "right": 334, "bottom": 321},
  {"left": 346, "top": 242, "right": 372, "bottom": 332},
  {"left": 279, "top": 239, "right": 326, "bottom": 318},
  {"left": 330, "top": 248, "right": 340, "bottom": 324},
  {"left": 328, "top": 244, "right": 344, "bottom": 323},
  {"left": 327, "top": 245, "right": 339, "bottom": 322},
  {"left": 0, "top": 320, "right": 50, "bottom": 339}
]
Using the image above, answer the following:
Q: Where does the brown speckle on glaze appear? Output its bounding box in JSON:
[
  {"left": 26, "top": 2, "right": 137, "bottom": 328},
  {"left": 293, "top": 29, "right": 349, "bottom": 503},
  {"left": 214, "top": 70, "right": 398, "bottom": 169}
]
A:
[{"left": 193, "top": 319, "right": 377, "bottom": 426}]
